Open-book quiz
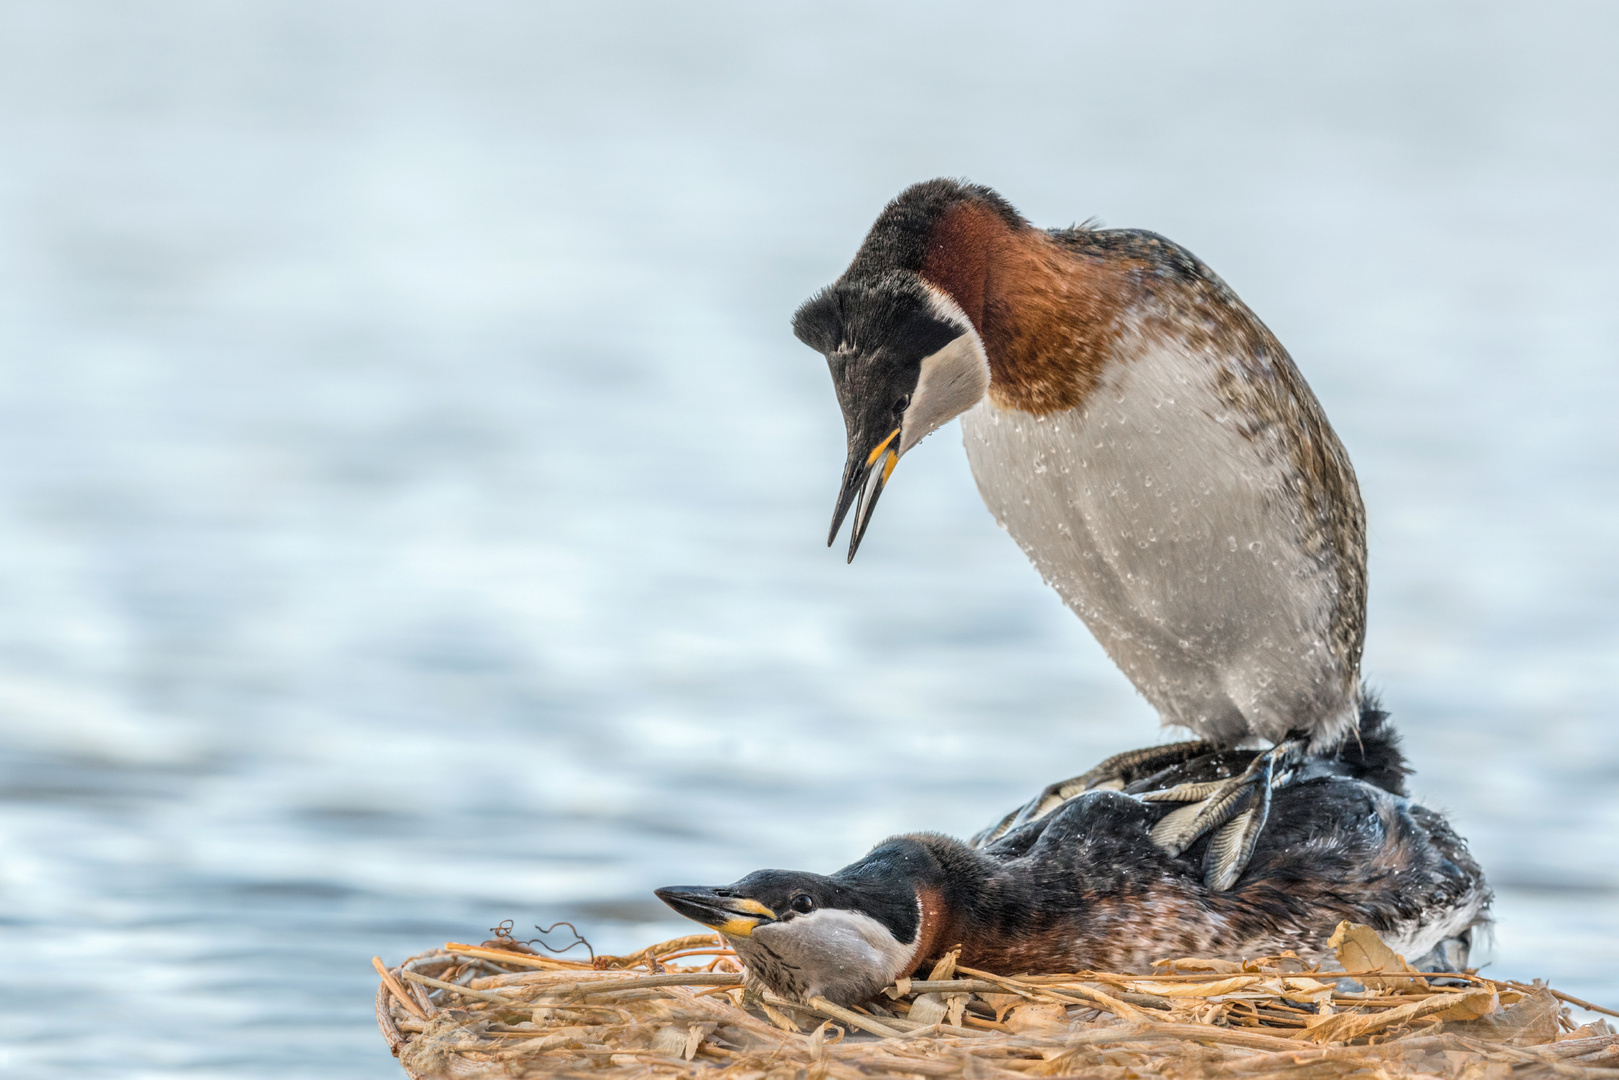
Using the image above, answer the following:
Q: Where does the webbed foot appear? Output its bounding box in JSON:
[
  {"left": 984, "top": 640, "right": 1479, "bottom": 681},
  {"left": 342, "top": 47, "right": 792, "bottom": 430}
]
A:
[
  {"left": 971, "top": 740, "right": 1212, "bottom": 848},
  {"left": 1146, "top": 738, "right": 1306, "bottom": 890}
]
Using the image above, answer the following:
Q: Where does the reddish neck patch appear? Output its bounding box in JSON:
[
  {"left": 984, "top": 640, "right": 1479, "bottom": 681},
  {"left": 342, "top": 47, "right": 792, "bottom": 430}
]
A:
[
  {"left": 906, "top": 885, "right": 956, "bottom": 978},
  {"left": 919, "top": 201, "right": 1138, "bottom": 416}
]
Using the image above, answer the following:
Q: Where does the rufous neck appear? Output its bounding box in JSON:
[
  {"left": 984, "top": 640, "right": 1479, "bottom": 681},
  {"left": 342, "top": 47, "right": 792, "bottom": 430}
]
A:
[{"left": 919, "top": 201, "right": 1130, "bottom": 416}]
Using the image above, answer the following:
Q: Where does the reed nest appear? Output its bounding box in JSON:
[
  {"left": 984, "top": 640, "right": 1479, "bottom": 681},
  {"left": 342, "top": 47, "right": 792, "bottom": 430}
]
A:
[{"left": 375, "top": 924, "right": 1619, "bottom": 1080}]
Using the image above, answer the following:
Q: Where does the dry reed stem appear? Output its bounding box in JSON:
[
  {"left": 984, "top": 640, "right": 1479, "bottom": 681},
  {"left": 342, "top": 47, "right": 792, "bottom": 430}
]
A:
[
  {"left": 399, "top": 968, "right": 524, "bottom": 1006},
  {"left": 658, "top": 948, "right": 738, "bottom": 962},
  {"left": 568, "top": 972, "right": 743, "bottom": 995},
  {"left": 373, "top": 956, "right": 427, "bottom": 1020},
  {"left": 375, "top": 979, "right": 406, "bottom": 1054},
  {"left": 799, "top": 993, "right": 905, "bottom": 1038},
  {"left": 441, "top": 944, "right": 590, "bottom": 971}
]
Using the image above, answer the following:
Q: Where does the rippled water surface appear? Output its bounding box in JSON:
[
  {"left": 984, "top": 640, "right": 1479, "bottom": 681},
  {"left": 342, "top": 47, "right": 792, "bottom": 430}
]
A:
[{"left": 1, "top": 3, "right": 1616, "bottom": 1075}]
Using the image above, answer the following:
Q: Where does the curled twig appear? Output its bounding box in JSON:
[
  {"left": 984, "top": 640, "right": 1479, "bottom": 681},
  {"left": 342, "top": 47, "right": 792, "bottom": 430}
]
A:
[
  {"left": 526, "top": 921, "right": 595, "bottom": 963},
  {"left": 488, "top": 917, "right": 597, "bottom": 963}
]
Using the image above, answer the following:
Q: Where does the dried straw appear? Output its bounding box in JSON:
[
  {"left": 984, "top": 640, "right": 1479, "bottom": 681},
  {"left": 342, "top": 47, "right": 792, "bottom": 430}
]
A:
[{"left": 375, "top": 923, "right": 1619, "bottom": 1079}]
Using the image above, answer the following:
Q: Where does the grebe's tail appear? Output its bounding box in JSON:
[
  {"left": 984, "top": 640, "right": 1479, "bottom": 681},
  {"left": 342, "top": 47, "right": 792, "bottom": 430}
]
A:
[{"left": 1332, "top": 691, "right": 1409, "bottom": 796}]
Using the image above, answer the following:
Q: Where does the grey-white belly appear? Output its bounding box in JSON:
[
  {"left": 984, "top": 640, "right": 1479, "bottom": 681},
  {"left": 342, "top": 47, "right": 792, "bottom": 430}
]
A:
[{"left": 959, "top": 345, "right": 1354, "bottom": 746}]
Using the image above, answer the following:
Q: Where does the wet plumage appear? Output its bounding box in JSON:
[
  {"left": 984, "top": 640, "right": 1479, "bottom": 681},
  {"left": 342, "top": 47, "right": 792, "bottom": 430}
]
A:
[{"left": 656, "top": 707, "right": 1490, "bottom": 1007}]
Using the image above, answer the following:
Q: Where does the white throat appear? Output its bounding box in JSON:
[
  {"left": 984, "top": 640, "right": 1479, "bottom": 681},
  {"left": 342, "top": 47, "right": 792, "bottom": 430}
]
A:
[
  {"left": 733, "top": 907, "right": 919, "bottom": 1004},
  {"left": 899, "top": 287, "right": 990, "bottom": 456}
]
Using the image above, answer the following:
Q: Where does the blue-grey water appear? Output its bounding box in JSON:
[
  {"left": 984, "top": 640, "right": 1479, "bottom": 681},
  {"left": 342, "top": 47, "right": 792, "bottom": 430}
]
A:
[{"left": 1, "top": 2, "right": 1616, "bottom": 1075}]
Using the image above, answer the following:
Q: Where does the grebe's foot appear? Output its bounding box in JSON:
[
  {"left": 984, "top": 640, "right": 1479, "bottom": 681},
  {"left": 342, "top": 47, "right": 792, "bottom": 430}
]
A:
[
  {"left": 971, "top": 740, "right": 1212, "bottom": 848},
  {"left": 1147, "top": 738, "right": 1306, "bottom": 890}
]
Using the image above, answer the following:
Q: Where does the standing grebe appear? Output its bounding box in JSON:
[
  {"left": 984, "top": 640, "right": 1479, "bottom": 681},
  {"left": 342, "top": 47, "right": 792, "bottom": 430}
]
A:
[
  {"left": 656, "top": 708, "right": 1489, "bottom": 1007},
  {"left": 793, "top": 179, "right": 1366, "bottom": 887}
]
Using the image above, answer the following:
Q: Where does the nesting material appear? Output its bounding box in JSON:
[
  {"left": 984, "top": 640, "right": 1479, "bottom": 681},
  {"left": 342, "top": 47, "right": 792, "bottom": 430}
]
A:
[{"left": 376, "top": 924, "right": 1618, "bottom": 1079}]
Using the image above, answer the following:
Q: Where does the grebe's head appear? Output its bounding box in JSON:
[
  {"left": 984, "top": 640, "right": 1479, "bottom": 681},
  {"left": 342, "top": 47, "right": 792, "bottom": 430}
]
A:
[
  {"left": 793, "top": 271, "right": 989, "bottom": 562},
  {"left": 656, "top": 861, "right": 925, "bottom": 1005}
]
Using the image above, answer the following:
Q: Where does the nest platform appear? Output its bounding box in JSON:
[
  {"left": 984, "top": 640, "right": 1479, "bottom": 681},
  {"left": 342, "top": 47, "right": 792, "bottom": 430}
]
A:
[{"left": 375, "top": 925, "right": 1618, "bottom": 1079}]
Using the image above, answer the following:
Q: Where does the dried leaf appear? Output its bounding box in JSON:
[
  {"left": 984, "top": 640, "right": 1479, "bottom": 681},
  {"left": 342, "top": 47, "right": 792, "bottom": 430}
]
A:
[
  {"left": 1276, "top": 976, "right": 1338, "bottom": 1003},
  {"left": 1005, "top": 1004, "right": 1068, "bottom": 1033},
  {"left": 1442, "top": 988, "right": 1562, "bottom": 1046},
  {"left": 1152, "top": 957, "right": 1246, "bottom": 974},
  {"left": 681, "top": 1023, "right": 713, "bottom": 1060},
  {"left": 908, "top": 994, "right": 947, "bottom": 1026},
  {"left": 1301, "top": 988, "right": 1496, "bottom": 1043},
  {"left": 759, "top": 1001, "right": 802, "bottom": 1033},
  {"left": 1070, "top": 983, "right": 1153, "bottom": 1024},
  {"left": 979, "top": 992, "right": 1025, "bottom": 1021},
  {"left": 1434, "top": 989, "right": 1499, "bottom": 1021},
  {"left": 1222, "top": 976, "right": 1336, "bottom": 1004},
  {"left": 649, "top": 1025, "right": 687, "bottom": 1057},
  {"left": 1327, "top": 920, "right": 1425, "bottom": 992},
  {"left": 1127, "top": 976, "right": 1259, "bottom": 998},
  {"left": 927, "top": 948, "right": 960, "bottom": 982},
  {"left": 807, "top": 1020, "right": 828, "bottom": 1060},
  {"left": 946, "top": 993, "right": 969, "bottom": 1029}
]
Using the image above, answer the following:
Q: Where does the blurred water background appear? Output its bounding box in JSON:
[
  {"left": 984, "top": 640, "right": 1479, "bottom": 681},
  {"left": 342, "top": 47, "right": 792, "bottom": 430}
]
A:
[{"left": 1, "top": 2, "right": 1616, "bottom": 1075}]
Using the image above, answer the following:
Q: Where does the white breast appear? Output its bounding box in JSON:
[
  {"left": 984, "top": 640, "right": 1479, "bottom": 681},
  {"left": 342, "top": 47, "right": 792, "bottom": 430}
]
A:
[{"left": 959, "top": 326, "right": 1357, "bottom": 746}]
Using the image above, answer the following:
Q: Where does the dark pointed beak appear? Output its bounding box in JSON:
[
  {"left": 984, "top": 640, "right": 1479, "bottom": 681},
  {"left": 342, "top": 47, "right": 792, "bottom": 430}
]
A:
[
  {"left": 828, "top": 426, "right": 901, "bottom": 563},
  {"left": 654, "top": 887, "right": 777, "bottom": 938}
]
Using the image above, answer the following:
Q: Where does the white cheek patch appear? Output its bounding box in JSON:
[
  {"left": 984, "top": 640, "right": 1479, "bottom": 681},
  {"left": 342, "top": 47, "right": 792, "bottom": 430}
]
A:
[
  {"left": 900, "top": 330, "right": 990, "bottom": 456},
  {"left": 750, "top": 908, "right": 919, "bottom": 999}
]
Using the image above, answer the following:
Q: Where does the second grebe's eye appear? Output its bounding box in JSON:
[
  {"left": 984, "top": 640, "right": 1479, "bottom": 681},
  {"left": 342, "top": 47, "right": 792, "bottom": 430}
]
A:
[
  {"left": 789, "top": 894, "right": 815, "bottom": 914},
  {"left": 893, "top": 394, "right": 910, "bottom": 416}
]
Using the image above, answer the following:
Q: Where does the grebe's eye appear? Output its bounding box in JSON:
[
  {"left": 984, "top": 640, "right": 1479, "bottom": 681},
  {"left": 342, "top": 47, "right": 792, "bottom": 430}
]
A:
[
  {"left": 893, "top": 394, "right": 910, "bottom": 416},
  {"left": 789, "top": 894, "right": 815, "bottom": 914}
]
